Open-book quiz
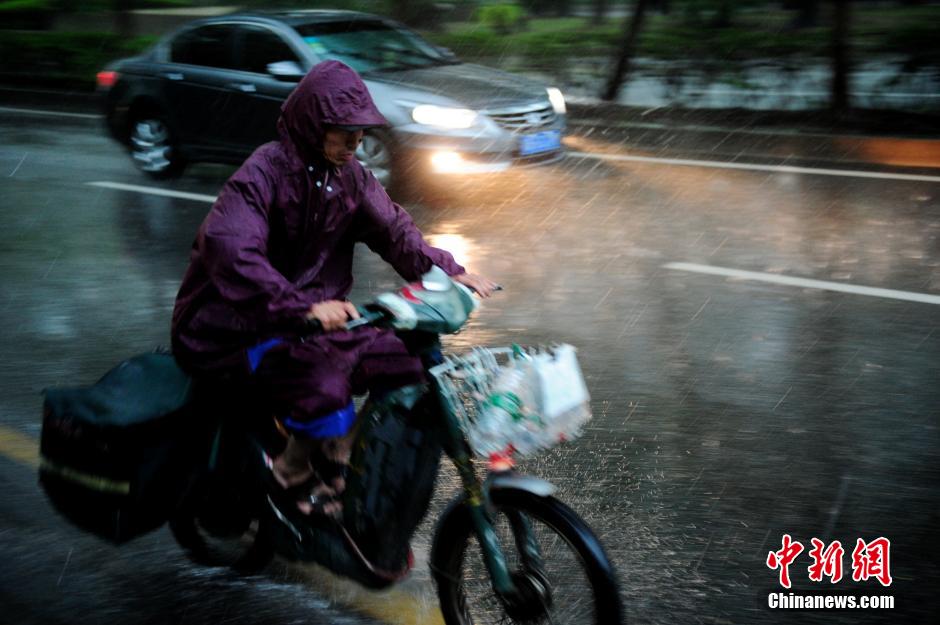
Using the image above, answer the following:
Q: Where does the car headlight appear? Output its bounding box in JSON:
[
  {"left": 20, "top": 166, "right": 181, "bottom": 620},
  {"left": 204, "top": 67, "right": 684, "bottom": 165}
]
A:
[
  {"left": 411, "top": 104, "right": 478, "bottom": 129},
  {"left": 547, "top": 87, "right": 566, "bottom": 114}
]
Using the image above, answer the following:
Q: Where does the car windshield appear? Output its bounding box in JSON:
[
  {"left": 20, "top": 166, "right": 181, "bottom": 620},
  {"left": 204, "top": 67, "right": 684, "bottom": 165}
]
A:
[{"left": 294, "top": 19, "right": 455, "bottom": 73}]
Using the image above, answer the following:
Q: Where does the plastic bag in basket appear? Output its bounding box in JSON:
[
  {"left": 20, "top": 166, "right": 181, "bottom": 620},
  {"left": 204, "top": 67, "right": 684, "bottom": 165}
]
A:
[
  {"left": 525, "top": 344, "right": 591, "bottom": 444},
  {"left": 468, "top": 344, "right": 591, "bottom": 458},
  {"left": 528, "top": 344, "right": 590, "bottom": 420}
]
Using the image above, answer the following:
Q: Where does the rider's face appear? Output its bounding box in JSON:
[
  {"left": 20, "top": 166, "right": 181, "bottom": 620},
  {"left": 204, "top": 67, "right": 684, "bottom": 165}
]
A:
[{"left": 322, "top": 128, "right": 363, "bottom": 167}]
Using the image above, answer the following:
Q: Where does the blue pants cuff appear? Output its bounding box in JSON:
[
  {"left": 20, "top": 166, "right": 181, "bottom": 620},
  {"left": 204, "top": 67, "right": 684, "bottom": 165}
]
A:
[{"left": 282, "top": 401, "right": 356, "bottom": 439}]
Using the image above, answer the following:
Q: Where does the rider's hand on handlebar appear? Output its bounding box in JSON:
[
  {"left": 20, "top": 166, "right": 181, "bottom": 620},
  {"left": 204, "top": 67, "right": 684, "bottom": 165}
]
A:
[
  {"left": 452, "top": 272, "right": 500, "bottom": 298},
  {"left": 306, "top": 300, "right": 360, "bottom": 332}
]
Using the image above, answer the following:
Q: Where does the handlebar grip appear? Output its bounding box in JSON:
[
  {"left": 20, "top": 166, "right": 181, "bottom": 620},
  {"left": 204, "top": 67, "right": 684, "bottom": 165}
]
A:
[
  {"left": 303, "top": 307, "right": 387, "bottom": 334},
  {"left": 346, "top": 308, "right": 390, "bottom": 329}
]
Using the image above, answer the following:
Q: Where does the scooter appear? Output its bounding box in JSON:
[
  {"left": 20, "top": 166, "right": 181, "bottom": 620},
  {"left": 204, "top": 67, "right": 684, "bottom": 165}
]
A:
[{"left": 168, "top": 267, "right": 624, "bottom": 624}]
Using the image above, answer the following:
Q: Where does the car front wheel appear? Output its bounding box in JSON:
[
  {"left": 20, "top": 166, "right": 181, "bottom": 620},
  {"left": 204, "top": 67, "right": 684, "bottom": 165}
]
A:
[{"left": 129, "top": 115, "right": 185, "bottom": 179}]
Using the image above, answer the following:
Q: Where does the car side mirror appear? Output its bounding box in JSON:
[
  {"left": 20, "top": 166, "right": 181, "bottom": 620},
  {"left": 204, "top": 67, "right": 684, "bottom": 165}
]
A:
[
  {"left": 266, "top": 60, "right": 305, "bottom": 81},
  {"left": 435, "top": 46, "right": 458, "bottom": 62}
]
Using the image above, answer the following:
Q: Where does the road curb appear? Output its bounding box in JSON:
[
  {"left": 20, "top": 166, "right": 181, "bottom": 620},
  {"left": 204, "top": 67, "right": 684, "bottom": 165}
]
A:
[
  {"left": 0, "top": 84, "right": 98, "bottom": 113},
  {"left": 566, "top": 112, "right": 940, "bottom": 170}
]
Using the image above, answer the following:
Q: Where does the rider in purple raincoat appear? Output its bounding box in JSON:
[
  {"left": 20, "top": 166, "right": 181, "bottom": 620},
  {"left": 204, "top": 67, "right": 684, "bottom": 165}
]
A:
[{"left": 172, "top": 60, "right": 496, "bottom": 515}]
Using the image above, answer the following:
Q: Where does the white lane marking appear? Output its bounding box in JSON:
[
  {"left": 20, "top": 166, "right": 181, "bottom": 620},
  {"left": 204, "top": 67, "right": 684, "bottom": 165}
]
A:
[
  {"left": 664, "top": 262, "right": 940, "bottom": 305},
  {"left": 569, "top": 152, "right": 940, "bottom": 182},
  {"left": 0, "top": 106, "right": 101, "bottom": 120},
  {"left": 87, "top": 181, "right": 216, "bottom": 203}
]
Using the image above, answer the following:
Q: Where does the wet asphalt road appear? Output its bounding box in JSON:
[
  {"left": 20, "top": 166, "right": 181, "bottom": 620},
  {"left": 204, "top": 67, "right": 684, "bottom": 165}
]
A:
[{"left": 1, "top": 107, "right": 939, "bottom": 625}]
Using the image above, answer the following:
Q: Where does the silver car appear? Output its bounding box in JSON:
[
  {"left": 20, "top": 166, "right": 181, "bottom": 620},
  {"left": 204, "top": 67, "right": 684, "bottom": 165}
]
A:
[{"left": 99, "top": 10, "right": 567, "bottom": 187}]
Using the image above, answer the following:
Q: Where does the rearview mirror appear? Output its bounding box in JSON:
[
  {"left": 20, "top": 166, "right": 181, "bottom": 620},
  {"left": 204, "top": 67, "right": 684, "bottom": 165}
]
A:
[
  {"left": 266, "top": 60, "right": 305, "bottom": 81},
  {"left": 434, "top": 45, "right": 458, "bottom": 62}
]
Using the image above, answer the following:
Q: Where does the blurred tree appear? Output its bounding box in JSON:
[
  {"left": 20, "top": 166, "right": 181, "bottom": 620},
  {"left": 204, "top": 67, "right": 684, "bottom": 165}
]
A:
[
  {"left": 680, "top": 0, "right": 753, "bottom": 27},
  {"left": 783, "top": 0, "right": 820, "bottom": 30},
  {"left": 709, "top": 0, "right": 734, "bottom": 27},
  {"left": 602, "top": 0, "right": 649, "bottom": 101},
  {"left": 113, "top": 0, "right": 136, "bottom": 38},
  {"left": 830, "top": 0, "right": 850, "bottom": 113},
  {"left": 477, "top": 3, "right": 527, "bottom": 34},
  {"left": 390, "top": 0, "right": 411, "bottom": 21},
  {"left": 591, "top": 0, "right": 609, "bottom": 25},
  {"left": 388, "top": 0, "right": 468, "bottom": 27},
  {"left": 520, "top": 0, "right": 570, "bottom": 17},
  {"left": 650, "top": 0, "right": 670, "bottom": 14}
]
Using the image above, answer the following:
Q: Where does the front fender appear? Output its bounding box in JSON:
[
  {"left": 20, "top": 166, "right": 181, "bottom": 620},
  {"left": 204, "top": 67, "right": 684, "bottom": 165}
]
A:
[
  {"left": 429, "top": 474, "right": 558, "bottom": 579},
  {"left": 486, "top": 472, "right": 557, "bottom": 498}
]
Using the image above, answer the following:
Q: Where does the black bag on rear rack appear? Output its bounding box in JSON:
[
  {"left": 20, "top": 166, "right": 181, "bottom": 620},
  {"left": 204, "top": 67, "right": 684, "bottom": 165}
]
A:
[{"left": 39, "top": 352, "right": 202, "bottom": 544}]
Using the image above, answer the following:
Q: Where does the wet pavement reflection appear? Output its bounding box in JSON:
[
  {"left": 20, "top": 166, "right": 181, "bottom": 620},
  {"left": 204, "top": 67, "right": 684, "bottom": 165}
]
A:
[{"left": 1, "top": 112, "right": 938, "bottom": 624}]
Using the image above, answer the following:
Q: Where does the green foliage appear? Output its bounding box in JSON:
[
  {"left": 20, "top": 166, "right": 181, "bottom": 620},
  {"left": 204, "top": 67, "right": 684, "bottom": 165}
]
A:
[
  {"left": 2, "top": 2, "right": 938, "bottom": 91},
  {"left": 0, "top": 0, "right": 192, "bottom": 11},
  {"left": 431, "top": 17, "right": 617, "bottom": 60},
  {"left": 0, "top": 0, "right": 54, "bottom": 11},
  {"left": 0, "top": 31, "right": 155, "bottom": 88},
  {"left": 676, "top": 0, "right": 762, "bottom": 27},
  {"left": 878, "top": 21, "right": 940, "bottom": 69},
  {"left": 476, "top": 3, "right": 527, "bottom": 35},
  {"left": 639, "top": 23, "right": 830, "bottom": 61}
]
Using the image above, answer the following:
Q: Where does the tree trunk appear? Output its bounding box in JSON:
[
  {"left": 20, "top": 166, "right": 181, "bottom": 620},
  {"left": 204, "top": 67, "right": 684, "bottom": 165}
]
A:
[
  {"left": 592, "top": 0, "right": 610, "bottom": 25},
  {"left": 391, "top": 0, "right": 410, "bottom": 22},
  {"left": 786, "top": 0, "right": 820, "bottom": 30},
  {"left": 113, "top": 0, "right": 136, "bottom": 38},
  {"left": 830, "top": 0, "right": 850, "bottom": 114},
  {"left": 602, "top": 0, "right": 650, "bottom": 102},
  {"left": 710, "top": 1, "right": 734, "bottom": 28}
]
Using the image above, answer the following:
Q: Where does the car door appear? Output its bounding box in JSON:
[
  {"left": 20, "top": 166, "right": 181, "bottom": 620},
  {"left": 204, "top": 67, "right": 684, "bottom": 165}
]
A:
[
  {"left": 227, "top": 24, "right": 307, "bottom": 151},
  {"left": 162, "top": 23, "right": 243, "bottom": 157}
]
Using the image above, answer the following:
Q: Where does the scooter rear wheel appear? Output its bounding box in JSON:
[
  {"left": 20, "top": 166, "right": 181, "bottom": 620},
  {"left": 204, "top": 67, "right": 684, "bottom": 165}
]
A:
[{"left": 170, "top": 478, "right": 274, "bottom": 574}]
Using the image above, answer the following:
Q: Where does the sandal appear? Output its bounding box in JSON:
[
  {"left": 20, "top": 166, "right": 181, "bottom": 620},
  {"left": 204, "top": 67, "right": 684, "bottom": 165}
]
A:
[
  {"left": 260, "top": 449, "right": 342, "bottom": 522},
  {"left": 311, "top": 455, "right": 350, "bottom": 492}
]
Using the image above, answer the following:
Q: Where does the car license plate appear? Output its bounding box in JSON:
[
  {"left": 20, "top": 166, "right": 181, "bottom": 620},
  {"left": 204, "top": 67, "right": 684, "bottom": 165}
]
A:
[{"left": 519, "top": 130, "right": 561, "bottom": 156}]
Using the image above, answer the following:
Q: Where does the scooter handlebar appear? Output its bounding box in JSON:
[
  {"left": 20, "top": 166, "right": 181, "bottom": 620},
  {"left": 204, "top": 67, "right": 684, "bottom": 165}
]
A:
[
  {"left": 302, "top": 306, "right": 389, "bottom": 334},
  {"left": 301, "top": 280, "right": 501, "bottom": 335}
]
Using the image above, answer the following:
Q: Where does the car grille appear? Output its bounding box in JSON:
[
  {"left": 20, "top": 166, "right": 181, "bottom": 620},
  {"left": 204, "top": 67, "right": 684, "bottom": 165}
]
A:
[{"left": 487, "top": 103, "right": 557, "bottom": 132}]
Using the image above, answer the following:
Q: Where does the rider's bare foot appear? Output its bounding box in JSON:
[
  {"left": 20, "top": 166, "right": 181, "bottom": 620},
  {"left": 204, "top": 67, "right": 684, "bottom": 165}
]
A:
[
  {"left": 270, "top": 434, "right": 351, "bottom": 518},
  {"left": 271, "top": 435, "right": 316, "bottom": 489},
  {"left": 271, "top": 454, "right": 314, "bottom": 490},
  {"left": 299, "top": 434, "right": 354, "bottom": 518}
]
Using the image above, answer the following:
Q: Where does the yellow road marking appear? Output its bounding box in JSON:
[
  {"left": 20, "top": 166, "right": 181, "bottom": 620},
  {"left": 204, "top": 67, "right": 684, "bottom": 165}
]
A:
[
  {"left": 0, "top": 425, "right": 445, "bottom": 624},
  {"left": 0, "top": 425, "right": 39, "bottom": 468},
  {"left": 294, "top": 563, "right": 445, "bottom": 625}
]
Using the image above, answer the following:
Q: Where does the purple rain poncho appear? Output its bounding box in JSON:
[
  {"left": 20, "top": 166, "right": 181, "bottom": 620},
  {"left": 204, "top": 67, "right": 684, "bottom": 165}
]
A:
[{"left": 171, "top": 61, "right": 464, "bottom": 436}]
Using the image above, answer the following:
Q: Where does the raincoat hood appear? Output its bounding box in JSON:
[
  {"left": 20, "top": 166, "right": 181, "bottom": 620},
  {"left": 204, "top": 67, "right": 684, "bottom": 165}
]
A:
[{"left": 277, "top": 60, "right": 387, "bottom": 162}]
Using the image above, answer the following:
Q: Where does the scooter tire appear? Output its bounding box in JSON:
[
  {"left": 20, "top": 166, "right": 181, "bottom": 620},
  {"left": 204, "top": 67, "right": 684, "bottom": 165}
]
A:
[
  {"left": 431, "top": 487, "right": 623, "bottom": 624},
  {"left": 169, "top": 477, "right": 275, "bottom": 574}
]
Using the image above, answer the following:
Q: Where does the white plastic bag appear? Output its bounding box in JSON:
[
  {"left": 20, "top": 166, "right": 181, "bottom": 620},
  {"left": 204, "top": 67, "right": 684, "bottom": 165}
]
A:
[{"left": 527, "top": 344, "right": 590, "bottom": 420}]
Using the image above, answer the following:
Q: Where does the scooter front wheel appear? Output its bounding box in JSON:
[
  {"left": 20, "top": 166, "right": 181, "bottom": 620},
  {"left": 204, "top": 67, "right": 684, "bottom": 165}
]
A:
[{"left": 431, "top": 487, "right": 623, "bottom": 624}]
